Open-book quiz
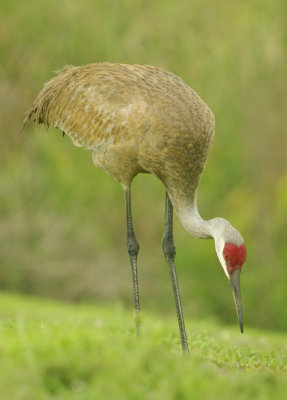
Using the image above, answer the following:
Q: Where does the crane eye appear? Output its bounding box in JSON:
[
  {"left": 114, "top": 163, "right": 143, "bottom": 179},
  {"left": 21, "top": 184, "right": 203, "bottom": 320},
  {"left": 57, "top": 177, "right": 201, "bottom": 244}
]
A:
[{"left": 224, "top": 255, "right": 229, "bottom": 260}]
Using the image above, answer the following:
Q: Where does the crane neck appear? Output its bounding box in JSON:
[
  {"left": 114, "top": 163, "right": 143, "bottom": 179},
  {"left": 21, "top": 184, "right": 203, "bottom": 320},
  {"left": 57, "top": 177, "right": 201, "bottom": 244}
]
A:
[{"left": 175, "top": 200, "right": 216, "bottom": 240}]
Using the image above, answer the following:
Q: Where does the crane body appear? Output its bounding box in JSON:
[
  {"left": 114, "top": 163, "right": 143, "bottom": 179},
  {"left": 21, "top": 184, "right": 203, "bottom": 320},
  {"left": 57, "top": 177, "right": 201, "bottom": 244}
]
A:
[{"left": 23, "top": 63, "right": 247, "bottom": 354}]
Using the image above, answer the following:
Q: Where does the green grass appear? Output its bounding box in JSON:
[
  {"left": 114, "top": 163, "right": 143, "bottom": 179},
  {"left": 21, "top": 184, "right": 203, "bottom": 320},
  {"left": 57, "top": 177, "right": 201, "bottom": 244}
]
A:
[{"left": 0, "top": 293, "right": 286, "bottom": 399}]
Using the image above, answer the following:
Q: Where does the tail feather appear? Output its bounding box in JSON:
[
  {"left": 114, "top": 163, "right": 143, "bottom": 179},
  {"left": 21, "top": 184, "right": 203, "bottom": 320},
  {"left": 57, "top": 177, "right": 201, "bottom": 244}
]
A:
[{"left": 20, "top": 65, "right": 75, "bottom": 133}]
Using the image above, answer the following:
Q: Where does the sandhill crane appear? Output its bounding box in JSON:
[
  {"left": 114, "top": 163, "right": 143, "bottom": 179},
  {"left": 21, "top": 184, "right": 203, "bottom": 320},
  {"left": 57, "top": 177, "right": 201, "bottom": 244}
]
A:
[{"left": 22, "top": 63, "right": 247, "bottom": 354}]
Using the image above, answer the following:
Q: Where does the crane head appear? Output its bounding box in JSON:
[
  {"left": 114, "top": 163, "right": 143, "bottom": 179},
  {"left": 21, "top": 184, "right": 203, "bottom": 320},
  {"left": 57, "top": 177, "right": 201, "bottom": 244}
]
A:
[
  {"left": 213, "top": 219, "right": 247, "bottom": 333},
  {"left": 223, "top": 242, "right": 247, "bottom": 333}
]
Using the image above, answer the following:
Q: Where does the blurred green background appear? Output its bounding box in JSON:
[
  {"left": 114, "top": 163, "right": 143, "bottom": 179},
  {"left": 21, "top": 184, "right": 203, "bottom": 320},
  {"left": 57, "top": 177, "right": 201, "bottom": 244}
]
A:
[{"left": 1, "top": 0, "right": 286, "bottom": 332}]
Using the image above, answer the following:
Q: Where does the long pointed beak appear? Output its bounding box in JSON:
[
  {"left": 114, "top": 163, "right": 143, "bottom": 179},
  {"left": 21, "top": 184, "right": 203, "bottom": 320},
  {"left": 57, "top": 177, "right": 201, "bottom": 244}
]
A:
[{"left": 229, "top": 269, "right": 243, "bottom": 333}]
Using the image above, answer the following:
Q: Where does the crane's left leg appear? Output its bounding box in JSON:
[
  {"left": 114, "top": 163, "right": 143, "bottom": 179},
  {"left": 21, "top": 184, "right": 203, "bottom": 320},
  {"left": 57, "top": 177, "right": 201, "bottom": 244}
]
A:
[
  {"left": 125, "top": 188, "right": 141, "bottom": 338},
  {"left": 162, "top": 192, "right": 189, "bottom": 354}
]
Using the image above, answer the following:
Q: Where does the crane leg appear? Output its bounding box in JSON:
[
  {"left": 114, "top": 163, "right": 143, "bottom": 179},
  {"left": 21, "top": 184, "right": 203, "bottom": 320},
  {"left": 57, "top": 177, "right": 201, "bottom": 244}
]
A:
[
  {"left": 125, "top": 188, "right": 141, "bottom": 338},
  {"left": 162, "top": 192, "right": 189, "bottom": 354}
]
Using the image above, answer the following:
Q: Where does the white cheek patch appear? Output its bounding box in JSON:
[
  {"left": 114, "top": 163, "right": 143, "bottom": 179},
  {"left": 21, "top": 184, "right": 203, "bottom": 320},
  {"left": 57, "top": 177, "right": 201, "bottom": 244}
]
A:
[{"left": 215, "top": 238, "right": 229, "bottom": 279}]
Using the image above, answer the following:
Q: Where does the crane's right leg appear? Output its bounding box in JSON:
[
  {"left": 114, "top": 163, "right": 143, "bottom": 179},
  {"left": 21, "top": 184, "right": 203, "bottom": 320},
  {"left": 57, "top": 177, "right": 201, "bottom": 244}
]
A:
[
  {"left": 125, "top": 188, "right": 141, "bottom": 338},
  {"left": 162, "top": 192, "right": 189, "bottom": 354}
]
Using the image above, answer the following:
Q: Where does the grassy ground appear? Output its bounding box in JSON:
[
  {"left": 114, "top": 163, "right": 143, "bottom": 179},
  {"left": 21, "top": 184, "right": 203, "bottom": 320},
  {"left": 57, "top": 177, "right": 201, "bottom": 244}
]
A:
[{"left": 0, "top": 293, "right": 286, "bottom": 399}]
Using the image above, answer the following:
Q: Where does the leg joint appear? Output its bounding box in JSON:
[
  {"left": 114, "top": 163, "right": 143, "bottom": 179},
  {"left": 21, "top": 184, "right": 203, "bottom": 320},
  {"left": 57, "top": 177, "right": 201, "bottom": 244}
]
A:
[
  {"left": 127, "top": 236, "right": 140, "bottom": 257},
  {"left": 162, "top": 236, "right": 176, "bottom": 261}
]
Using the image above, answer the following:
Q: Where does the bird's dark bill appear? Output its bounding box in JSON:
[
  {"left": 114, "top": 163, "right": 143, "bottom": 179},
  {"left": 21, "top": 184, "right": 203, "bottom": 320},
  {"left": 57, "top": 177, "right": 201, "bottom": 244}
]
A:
[{"left": 229, "top": 268, "right": 243, "bottom": 333}]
